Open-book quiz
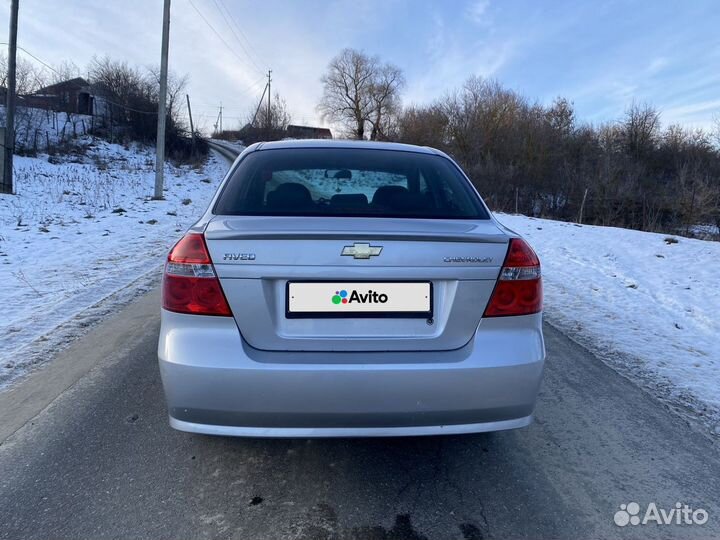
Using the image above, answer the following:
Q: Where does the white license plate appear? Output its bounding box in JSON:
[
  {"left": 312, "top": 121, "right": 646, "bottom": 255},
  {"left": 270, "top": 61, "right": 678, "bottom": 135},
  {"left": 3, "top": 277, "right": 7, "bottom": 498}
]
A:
[{"left": 286, "top": 282, "right": 432, "bottom": 318}]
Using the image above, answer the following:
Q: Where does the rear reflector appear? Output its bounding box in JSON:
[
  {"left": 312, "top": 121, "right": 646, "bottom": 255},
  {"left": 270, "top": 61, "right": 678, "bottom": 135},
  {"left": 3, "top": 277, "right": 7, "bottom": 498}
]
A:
[
  {"left": 162, "top": 233, "right": 232, "bottom": 316},
  {"left": 484, "top": 238, "right": 542, "bottom": 317}
]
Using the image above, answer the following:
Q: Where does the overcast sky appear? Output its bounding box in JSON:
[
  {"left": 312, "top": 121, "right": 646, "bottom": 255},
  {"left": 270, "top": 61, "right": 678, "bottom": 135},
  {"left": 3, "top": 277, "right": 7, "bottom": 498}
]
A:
[{"left": 1, "top": 0, "right": 719, "bottom": 133}]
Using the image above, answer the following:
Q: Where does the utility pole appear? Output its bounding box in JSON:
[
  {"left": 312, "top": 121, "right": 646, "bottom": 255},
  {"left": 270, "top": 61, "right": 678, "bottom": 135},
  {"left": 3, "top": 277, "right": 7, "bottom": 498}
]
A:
[
  {"left": 266, "top": 69, "right": 272, "bottom": 130},
  {"left": 1, "top": 0, "right": 19, "bottom": 195},
  {"left": 185, "top": 94, "right": 195, "bottom": 154},
  {"left": 154, "top": 0, "right": 171, "bottom": 200},
  {"left": 251, "top": 82, "right": 268, "bottom": 128},
  {"left": 213, "top": 104, "right": 223, "bottom": 136}
]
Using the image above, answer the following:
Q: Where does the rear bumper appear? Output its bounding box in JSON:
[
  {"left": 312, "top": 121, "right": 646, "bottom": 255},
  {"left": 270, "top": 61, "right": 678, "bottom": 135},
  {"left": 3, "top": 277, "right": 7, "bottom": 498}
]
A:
[
  {"left": 158, "top": 310, "right": 545, "bottom": 437},
  {"left": 169, "top": 415, "right": 533, "bottom": 438}
]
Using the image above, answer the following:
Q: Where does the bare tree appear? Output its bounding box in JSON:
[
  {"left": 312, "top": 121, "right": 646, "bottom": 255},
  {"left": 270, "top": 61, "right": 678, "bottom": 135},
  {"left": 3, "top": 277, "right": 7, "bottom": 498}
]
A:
[
  {"left": 88, "top": 56, "right": 189, "bottom": 147},
  {"left": 318, "top": 49, "right": 406, "bottom": 140},
  {"left": 396, "top": 74, "right": 720, "bottom": 235},
  {"left": 367, "top": 63, "right": 405, "bottom": 140},
  {"left": 318, "top": 49, "right": 377, "bottom": 139},
  {"left": 89, "top": 56, "right": 150, "bottom": 108},
  {"left": 546, "top": 96, "right": 575, "bottom": 136},
  {"left": 712, "top": 113, "right": 720, "bottom": 149},
  {"left": 248, "top": 92, "right": 291, "bottom": 131},
  {"left": 147, "top": 66, "right": 189, "bottom": 126},
  {"left": 0, "top": 52, "right": 47, "bottom": 95},
  {"left": 50, "top": 60, "right": 82, "bottom": 85},
  {"left": 45, "top": 61, "right": 85, "bottom": 138},
  {"left": 397, "top": 104, "right": 448, "bottom": 148},
  {"left": 623, "top": 101, "right": 661, "bottom": 159}
]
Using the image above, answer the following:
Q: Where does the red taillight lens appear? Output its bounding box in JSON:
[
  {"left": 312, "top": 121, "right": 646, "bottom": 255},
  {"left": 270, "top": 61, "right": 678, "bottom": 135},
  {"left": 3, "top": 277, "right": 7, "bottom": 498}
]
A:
[
  {"left": 168, "top": 233, "right": 212, "bottom": 264},
  {"left": 484, "top": 238, "right": 542, "bottom": 317},
  {"left": 504, "top": 236, "right": 540, "bottom": 267},
  {"left": 162, "top": 233, "right": 232, "bottom": 316},
  {"left": 483, "top": 279, "right": 543, "bottom": 317}
]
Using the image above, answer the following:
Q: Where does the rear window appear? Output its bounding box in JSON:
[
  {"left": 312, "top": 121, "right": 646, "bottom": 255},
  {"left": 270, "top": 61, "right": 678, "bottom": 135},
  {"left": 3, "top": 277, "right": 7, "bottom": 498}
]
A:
[{"left": 213, "top": 148, "right": 489, "bottom": 219}]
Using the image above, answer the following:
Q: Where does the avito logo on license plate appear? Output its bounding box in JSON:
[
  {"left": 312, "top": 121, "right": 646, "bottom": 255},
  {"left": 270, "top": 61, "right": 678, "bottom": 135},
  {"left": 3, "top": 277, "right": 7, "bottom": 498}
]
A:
[{"left": 287, "top": 282, "right": 432, "bottom": 318}]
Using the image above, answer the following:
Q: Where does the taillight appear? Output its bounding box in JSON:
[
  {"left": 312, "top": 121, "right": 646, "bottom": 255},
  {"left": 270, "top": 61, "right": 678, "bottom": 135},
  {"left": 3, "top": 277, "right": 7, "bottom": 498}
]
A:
[
  {"left": 484, "top": 238, "right": 542, "bottom": 317},
  {"left": 162, "top": 233, "right": 232, "bottom": 316}
]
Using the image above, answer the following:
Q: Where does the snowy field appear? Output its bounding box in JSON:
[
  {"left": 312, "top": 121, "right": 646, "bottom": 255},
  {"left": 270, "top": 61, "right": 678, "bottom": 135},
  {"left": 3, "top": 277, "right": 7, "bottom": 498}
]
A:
[
  {"left": 0, "top": 139, "right": 228, "bottom": 387},
  {"left": 497, "top": 214, "right": 720, "bottom": 434}
]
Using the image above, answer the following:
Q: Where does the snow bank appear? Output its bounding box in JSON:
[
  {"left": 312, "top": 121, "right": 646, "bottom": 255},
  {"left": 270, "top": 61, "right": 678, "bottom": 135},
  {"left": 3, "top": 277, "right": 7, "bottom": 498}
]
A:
[
  {"left": 498, "top": 214, "right": 720, "bottom": 432},
  {"left": 0, "top": 140, "right": 229, "bottom": 387}
]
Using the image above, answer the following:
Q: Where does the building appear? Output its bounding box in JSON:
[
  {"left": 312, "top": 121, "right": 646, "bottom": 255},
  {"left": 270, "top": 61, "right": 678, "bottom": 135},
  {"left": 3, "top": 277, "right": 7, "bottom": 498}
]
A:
[
  {"left": 27, "top": 78, "right": 94, "bottom": 115},
  {"left": 285, "top": 124, "right": 332, "bottom": 139},
  {"left": 223, "top": 124, "right": 333, "bottom": 145}
]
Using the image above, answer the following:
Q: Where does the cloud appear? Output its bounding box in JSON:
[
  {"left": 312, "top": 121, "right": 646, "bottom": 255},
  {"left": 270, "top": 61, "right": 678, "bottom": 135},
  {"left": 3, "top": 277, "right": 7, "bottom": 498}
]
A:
[
  {"left": 466, "top": 0, "right": 491, "bottom": 25},
  {"left": 4, "top": 0, "right": 716, "bottom": 132},
  {"left": 646, "top": 57, "right": 669, "bottom": 75},
  {"left": 406, "top": 24, "right": 513, "bottom": 106},
  {"left": 662, "top": 98, "right": 720, "bottom": 124}
]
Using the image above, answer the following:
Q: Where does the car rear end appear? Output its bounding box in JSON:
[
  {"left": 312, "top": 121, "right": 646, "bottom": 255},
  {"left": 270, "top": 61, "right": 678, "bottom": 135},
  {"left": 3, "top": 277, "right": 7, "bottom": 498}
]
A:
[{"left": 158, "top": 141, "right": 545, "bottom": 437}]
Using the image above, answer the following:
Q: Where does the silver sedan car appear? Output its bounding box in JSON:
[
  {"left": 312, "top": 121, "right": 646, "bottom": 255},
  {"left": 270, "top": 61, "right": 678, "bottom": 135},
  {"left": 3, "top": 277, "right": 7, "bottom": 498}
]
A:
[{"left": 158, "top": 140, "right": 545, "bottom": 437}]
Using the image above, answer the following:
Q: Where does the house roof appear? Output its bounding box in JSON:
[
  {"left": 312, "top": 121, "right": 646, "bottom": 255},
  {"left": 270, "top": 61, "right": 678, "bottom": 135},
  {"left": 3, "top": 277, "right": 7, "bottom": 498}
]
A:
[
  {"left": 34, "top": 77, "right": 90, "bottom": 95},
  {"left": 286, "top": 124, "right": 332, "bottom": 134}
]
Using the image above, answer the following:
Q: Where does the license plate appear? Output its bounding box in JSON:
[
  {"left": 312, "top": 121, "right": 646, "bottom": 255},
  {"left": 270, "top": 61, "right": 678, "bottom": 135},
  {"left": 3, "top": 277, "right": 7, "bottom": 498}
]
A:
[{"left": 286, "top": 281, "right": 432, "bottom": 318}]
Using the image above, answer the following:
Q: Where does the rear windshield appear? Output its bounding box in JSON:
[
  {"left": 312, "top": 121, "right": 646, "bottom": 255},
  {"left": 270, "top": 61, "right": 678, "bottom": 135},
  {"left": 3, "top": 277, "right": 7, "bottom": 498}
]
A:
[{"left": 213, "top": 148, "right": 489, "bottom": 219}]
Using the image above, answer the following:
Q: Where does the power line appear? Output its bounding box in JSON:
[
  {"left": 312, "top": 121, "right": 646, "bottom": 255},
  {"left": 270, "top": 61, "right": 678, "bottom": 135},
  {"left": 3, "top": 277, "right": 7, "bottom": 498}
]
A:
[
  {"left": 97, "top": 99, "right": 158, "bottom": 115},
  {"left": 230, "top": 75, "right": 268, "bottom": 98},
  {"left": 217, "top": 0, "right": 269, "bottom": 68},
  {"left": 186, "top": 0, "right": 264, "bottom": 77},
  {"left": 4, "top": 24, "right": 269, "bottom": 119},
  {"left": 211, "top": 0, "right": 266, "bottom": 74},
  {"left": 193, "top": 75, "right": 266, "bottom": 119},
  {"left": 5, "top": 43, "right": 254, "bottom": 119},
  {"left": 0, "top": 43, "right": 59, "bottom": 73},
  {"left": 0, "top": 42, "right": 158, "bottom": 115}
]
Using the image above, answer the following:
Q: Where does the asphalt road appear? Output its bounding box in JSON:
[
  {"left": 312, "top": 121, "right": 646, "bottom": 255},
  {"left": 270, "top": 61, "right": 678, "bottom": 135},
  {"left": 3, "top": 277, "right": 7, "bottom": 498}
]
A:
[{"left": 0, "top": 286, "right": 719, "bottom": 540}]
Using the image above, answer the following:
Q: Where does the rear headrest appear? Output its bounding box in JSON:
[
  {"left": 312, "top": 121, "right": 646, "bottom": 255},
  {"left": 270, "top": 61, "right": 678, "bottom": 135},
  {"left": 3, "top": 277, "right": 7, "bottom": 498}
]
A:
[
  {"left": 371, "top": 185, "right": 408, "bottom": 206},
  {"left": 371, "top": 185, "right": 428, "bottom": 212},
  {"left": 330, "top": 193, "right": 368, "bottom": 209},
  {"left": 266, "top": 182, "right": 313, "bottom": 209}
]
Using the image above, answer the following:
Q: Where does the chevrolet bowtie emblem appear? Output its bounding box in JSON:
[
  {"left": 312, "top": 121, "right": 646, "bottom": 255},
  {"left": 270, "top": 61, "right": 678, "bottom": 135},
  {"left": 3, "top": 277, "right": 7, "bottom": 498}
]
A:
[{"left": 341, "top": 243, "right": 383, "bottom": 259}]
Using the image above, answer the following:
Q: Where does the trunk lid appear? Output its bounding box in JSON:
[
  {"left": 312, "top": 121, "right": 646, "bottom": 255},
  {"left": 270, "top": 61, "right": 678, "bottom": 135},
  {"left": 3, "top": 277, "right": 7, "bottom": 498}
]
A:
[{"left": 205, "top": 216, "right": 509, "bottom": 352}]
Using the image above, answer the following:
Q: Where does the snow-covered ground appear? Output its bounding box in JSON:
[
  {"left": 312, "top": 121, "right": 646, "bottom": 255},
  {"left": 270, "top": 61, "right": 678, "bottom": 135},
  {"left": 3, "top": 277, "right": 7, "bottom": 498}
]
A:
[
  {"left": 0, "top": 138, "right": 228, "bottom": 388},
  {"left": 688, "top": 223, "right": 720, "bottom": 241},
  {"left": 0, "top": 105, "right": 91, "bottom": 153},
  {"left": 497, "top": 214, "right": 720, "bottom": 434}
]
